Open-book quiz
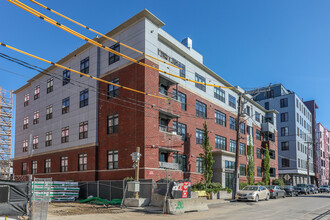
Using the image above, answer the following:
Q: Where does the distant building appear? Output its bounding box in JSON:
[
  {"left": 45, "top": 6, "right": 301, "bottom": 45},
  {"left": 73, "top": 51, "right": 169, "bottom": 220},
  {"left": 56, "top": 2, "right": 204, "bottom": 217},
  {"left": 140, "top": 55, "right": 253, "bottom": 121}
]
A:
[
  {"left": 252, "top": 84, "right": 314, "bottom": 185},
  {"left": 316, "top": 123, "right": 329, "bottom": 186}
]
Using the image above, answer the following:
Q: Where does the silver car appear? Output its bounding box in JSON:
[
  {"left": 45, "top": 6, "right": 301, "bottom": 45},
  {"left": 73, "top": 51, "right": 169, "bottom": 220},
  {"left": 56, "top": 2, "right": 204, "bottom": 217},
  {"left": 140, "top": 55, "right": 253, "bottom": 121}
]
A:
[{"left": 238, "top": 185, "right": 270, "bottom": 202}]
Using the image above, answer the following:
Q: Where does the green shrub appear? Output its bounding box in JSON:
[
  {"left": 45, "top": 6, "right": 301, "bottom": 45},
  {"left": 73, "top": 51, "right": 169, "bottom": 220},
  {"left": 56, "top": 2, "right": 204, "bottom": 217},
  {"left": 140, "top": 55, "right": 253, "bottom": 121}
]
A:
[
  {"left": 272, "top": 178, "right": 284, "bottom": 186},
  {"left": 192, "top": 182, "right": 222, "bottom": 193},
  {"left": 124, "top": 177, "right": 134, "bottom": 181},
  {"left": 256, "top": 181, "right": 265, "bottom": 185}
]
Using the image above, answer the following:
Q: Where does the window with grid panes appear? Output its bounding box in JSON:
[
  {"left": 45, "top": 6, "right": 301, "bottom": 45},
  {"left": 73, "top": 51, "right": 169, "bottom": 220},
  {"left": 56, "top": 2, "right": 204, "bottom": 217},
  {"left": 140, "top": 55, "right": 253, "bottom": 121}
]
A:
[
  {"left": 22, "top": 162, "right": 27, "bottom": 175},
  {"left": 229, "top": 94, "right": 236, "bottom": 109},
  {"left": 196, "top": 100, "right": 207, "bottom": 118},
  {"left": 32, "top": 136, "right": 38, "bottom": 149},
  {"left": 45, "top": 131, "right": 52, "bottom": 147},
  {"left": 79, "top": 121, "right": 88, "bottom": 139},
  {"left": 63, "top": 70, "right": 70, "bottom": 85},
  {"left": 173, "top": 89, "right": 186, "bottom": 111},
  {"left": 24, "top": 94, "right": 29, "bottom": 106},
  {"left": 80, "top": 89, "right": 89, "bottom": 108},
  {"left": 44, "top": 159, "right": 51, "bottom": 173},
  {"left": 60, "top": 156, "right": 68, "bottom": 172},
  {"left": 196, "top": 157, "right": 203, "bottom": 173},
  {"left": 34, "top": 86, "right": 40, "bottom": 100},
  {"left": 215, "top": 135, "right": 226, "bottom": 150},
  {"left": 214, "top": 87, "right": 225, "bottom": 102},
  {"left": 239, "top": 143, "right": 246, "bottom": 155},
  {"left": 23, "top": 117, "right": 28, "bottom": 129},
  {"left": 61, "top": 127, "right": 69, "bottom": 143},
  {"left": 230, "top": 140, "right": 236, "bottom": 153},
  {"left": 195, "top": 73, "right": 206, "bottom": 91},
  {"left": 23, "top": 139, "right": 28, "bottom": 152},
  {"left": 107, "top": 113, "right": 118, "bottom": 134},
  {"left": 108, "top": 78, "right": 119, "bottom": 98},
  {"left": 173, "top": 121, "right": 186, "bottom": 141},
  {"left": 196, "top": 129, "right": 204, "bottom": 144},
  {"left": 215, "top": 110, "right": 226, "bottom": 126},
  {"left": 107, "top": 150, "right": 118, "bottom": 169},
  {"left": 62, "top": 97, "right": 70, "bottom": 114},
  {"left": 32, "top": 161, "right": 37, "bottom": 174},
  {"left": 109, "top": 43, "right": 120, "bottom": 64},
  {"left": 33, "top": 111, "right": 39, "bottom": 124},
  {"left": 46, "top": 105, "right": 53, "bottom": 120},
  {"left": 80, "top": 57, "right": 89, "bottom": 75},
  {"left": 230, "top": 117, "right": 236, "bottom": 130},
  {"left": 47, "top": 78, "right": 53, "bottom": 93},
  {"left": 78, "top": 153, "right": 87, "bottom": 171}
]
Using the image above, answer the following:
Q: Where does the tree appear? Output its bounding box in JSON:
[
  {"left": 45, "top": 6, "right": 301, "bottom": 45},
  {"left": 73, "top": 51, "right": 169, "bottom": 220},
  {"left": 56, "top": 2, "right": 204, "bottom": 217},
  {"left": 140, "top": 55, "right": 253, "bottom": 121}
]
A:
[
  {"left": 199, "top": 121, "right": 214, "bottom": 187},
  {"left": 247, "top": 136, "right": 255, "bottom": 184},
  {"left": 263, "top": 144, "right": 271, "bottom": 185}
]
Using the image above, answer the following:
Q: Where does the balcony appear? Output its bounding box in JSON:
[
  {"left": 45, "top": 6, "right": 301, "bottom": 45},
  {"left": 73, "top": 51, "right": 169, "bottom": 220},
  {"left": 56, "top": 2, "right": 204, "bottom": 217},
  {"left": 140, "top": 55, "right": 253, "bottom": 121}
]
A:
[
  {"left": 261, "top": 121, "right": 275, "bottom": 134},
  {"left": 159, "top": 161, "right": 179, "bottom": 170},
  {"left": 159, "top": 124, "right": 177, "bottom": 135}
]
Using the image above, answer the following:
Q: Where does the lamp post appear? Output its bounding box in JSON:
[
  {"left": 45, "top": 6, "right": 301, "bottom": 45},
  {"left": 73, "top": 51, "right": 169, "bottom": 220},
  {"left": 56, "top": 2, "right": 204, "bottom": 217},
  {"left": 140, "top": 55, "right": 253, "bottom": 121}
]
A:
[{"left": 130, "top": 147, "right": 141, "bottom": 199}]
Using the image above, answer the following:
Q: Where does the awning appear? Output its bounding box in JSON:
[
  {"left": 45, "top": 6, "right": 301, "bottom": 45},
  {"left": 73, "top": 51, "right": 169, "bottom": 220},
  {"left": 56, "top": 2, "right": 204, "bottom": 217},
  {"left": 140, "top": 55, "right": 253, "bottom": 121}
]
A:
[
  {"left": 159, "top": 147, "right": 181, "bottom": 153},
  {"left": 159, "top": 109, "right": 180, "bottom": 119}
]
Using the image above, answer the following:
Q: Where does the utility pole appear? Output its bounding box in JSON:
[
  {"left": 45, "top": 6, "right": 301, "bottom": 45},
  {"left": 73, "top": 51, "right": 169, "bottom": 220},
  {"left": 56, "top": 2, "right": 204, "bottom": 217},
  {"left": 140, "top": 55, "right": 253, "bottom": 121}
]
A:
[
  {"left": 135, "top": 147, "right": 140, "bottom": 199},
  {"left": 232, "top": 93, "right": 243, "bottom": 199}
]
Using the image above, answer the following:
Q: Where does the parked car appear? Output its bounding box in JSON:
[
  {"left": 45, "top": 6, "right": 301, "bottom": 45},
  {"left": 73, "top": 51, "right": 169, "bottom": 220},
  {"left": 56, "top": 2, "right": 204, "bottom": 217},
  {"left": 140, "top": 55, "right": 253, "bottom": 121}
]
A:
[
  {"left": 308, "top": 184, "right": 318, "bottom": 194},
  {"left": 319, "top": 185, "right": 330, "bottom": 193},
  {"left": 265, "top": 185, "right": 286, "bottom": 199},
  {"left": 295, "top": 184, "right": 310, "bottom": 195},
  {"left": 282, "top": 185, "right": 298, "bottom": 197},
  {"left": 237, "top": 185, "right": 270, "bottom": 202}
]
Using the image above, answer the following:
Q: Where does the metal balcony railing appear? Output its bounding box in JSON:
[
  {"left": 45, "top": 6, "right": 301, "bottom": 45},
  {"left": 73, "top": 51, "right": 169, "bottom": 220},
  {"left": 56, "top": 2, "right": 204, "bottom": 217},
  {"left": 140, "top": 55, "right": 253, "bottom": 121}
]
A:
[{"left": 159, "top": 124, "right": 178, "bottom": 135}]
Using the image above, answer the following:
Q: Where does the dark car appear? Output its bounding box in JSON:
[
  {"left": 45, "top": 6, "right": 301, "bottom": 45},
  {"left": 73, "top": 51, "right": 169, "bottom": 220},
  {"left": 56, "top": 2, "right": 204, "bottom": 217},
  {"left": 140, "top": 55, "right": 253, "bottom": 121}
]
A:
[
  {"left": 309, "top": 184, "right": 318, "bottom": 194},
  {"left": 282, "top": 185, "right": 298, "bottom": 197},
  {"left": 319, "top": 185, "right": 330, "bottom": 193},
  {"left": 295, "top": 184, "right": 310, "bottom": 195},
  {"left": 265, "top": 185, "right": 286, "bottom": 199}
]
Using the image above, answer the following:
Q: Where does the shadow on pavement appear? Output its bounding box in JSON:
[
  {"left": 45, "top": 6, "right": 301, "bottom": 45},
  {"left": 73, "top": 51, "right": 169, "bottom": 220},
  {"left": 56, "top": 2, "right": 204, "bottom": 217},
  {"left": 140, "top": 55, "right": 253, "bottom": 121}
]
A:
[
  {"left": 298, "top": 195, "right": 330, "bottom": 199},
  {"left": 312, "top": 209, "right": 330, "bottom": 220}
]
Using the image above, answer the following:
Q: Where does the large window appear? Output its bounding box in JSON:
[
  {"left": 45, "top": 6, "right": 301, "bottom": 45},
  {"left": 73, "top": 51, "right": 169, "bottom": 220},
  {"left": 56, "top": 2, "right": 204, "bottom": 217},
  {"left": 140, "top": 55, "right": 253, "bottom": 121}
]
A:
[
  {"left": 215, "top": 110, "right": 226, "bottom": 126},
  {"left": 257, "top": 167, "right": 262, "bottom": 177},
  {"left": 270, "top": 168, "right": 275, "bottom": 177},
  {"left": 196, "top": 157, "right": 203, "bottom": 173},
  {"left": 196, "top": 100, "right": 207, "bottom": 118},
  {"left": 255, "top": 112, "right": 260, "bottom": 122},
  {"left": 173, "top": 121, "right": 186, "bottom": 141},
  {"left": 62, "top": 97, "right": 70, "bottom": 114},
  {"left": 24, "top": 94, "right": 29, "bottom": 107},
  {"left": 78, "top": 153, "right": 87, "bottom": 171},
  {"left": 173, "top": 90, "right": 186, "bottom": 111},
  {"left": 33, "top": 111, "right": 39, "bottom": 124},
  {"left": 173, "top": 154, "right": 186, "bottom": 172},
  {"left": 63, "top": 70, "right": 70, "bottom": 85},
  {"left": 108, "top": 78, "right": 119, "bottom": 98},
  {"left": 230, "top": 117, "right": 236, "bottom": 130},
  {"left": 32, "top": 136, "right": 39, "bottom": 149},
  {"left": 256, "top": 129, "right": 261, "bottom": 140},
  {"left": 240, "top": 123, "right": 245, "bottom": 134},
  {"left": 239, "top": 143, "right": 246, "bottom": 155},
  {"left": 229, "top": 94, "right": 236, "bottom": 109},
  {"left": 45, "top": 131, "right": 52, "bottom": 147},
  {"left": 60, "top": 156, "right": 68, "bottom": 172},
  {"left": 240, "top": 164, "right": 246, "bottom": 176},
  {"left": 109, "top": 43, "right": 120, "bottom": 65},
  {"left": 79, "top": 121, "right": 88, "bottom": 139},
  {"left": 281, "top": 112, "right": 289, "bottom": 122},
  {"left": 61, "top": 126, "right": 69, "bottom": 143},
  {"left": 281, "top": 142, "right": 289, "bottom": 151},
  {"left": 281, "top": 127, "right": 289, "bottom": 136},
  {"left": 280, "top": 98, "right": 288, "bottom": 108},
  {"left": 230, "top": 140, "right": 236, "bottom": 153},
  {"left": 195, "top": 73, "right": 206, "bottom": 92},
  {"left": 80, "top": 89, "right": 89, "bottom": 108},
  {"left": 46, "top": 105, "right": 53, "bottom": 120},
  {"left": 215, "top": 135, "right": 226, "bottom": 150},
  {"left": 44, "top": 159, "right": 51, "bottom": 173},
  {"left": 32, "top": 161, "right": 37, "bottom": 174},
  {"left": 107, "top": 113, "right": 119, "bottom": 134},
  {"left": 282, "top": 158, "right": 290, "bottom": 167},
  {"left": 225, "top": 161, "right": 235, "bottom": 169},
  {"left": 80, "top": 57, "right": 89, "bottom": 75},
  {"left": 214, "top": 87, "right": 225, "bottom": 103},
  {"left": 107, "top": 150, "right": 118, "bottom": 169},
  {"left": 47, "top": 78, "right": 53, "bottom": 93},
  {"left": 196, "top": 129, "right": 204, "bottom": 144},
  {"left": 34, "top": 86, "right": 40, "bottom": 100},
  {"left": 257, "top": 148, "right": 262, "bottom": 159}
]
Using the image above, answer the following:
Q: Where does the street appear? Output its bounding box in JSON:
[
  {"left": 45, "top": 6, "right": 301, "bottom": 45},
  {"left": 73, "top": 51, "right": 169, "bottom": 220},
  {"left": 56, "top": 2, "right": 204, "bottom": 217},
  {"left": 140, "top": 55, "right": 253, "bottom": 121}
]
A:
[{"left": 47, "top": 194, "right": 330, "bottom": 220}]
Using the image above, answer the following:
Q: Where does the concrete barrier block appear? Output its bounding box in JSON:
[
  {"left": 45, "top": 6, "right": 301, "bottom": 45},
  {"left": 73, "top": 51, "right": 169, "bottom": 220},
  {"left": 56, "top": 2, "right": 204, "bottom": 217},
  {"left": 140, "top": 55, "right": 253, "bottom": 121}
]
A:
[
  {"left": 166, "top": 198, "right": 208, "bottom": 214},
  {"left": 150, "top": 193, "right": 165, "bottom": 207},
  {"left": 124, "top": 198, "right": 150, "bottom": 207}
]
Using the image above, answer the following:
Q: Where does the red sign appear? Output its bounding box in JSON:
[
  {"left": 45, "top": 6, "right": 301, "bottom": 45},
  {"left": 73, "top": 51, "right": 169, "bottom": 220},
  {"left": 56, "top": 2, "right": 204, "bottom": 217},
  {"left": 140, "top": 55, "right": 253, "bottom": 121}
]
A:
[
  {"left": 148, "top": 171, "right": 154, "bottom": 175},
  {"left": 182, "top": 182, "right": 189, "bottom": 198}
]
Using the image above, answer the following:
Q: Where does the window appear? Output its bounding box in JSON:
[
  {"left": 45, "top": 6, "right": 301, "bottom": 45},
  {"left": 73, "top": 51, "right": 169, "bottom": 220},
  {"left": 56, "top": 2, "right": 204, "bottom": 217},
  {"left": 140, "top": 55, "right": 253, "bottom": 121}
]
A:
[
  {"left": 282, "top": 158, "right": 290, "bottom": 167},
  {"left": 23, "top": 139, "right": 28, "bottom": 152},
  {"left": 22, "top": 162, "right": 27, "bottom": 175},
  {"left": 108, "top": 78, "right": 119, "bottom": 99},
  {"left": 264, "top": 102, "right": 269, "bottom": 110},
  {"left": 214, "top": 87, "right": 225, "bottom": 102},
  {"left": 80, "top": 57, "right": 89, "bottom": 75},
  {"left": 32, "top": 161, "right": 37, "bottom": 174},
  {"left": 173, "top": 90, "right": 186, "bottom": 110},
  {"left": 196, "top": 129, "right": 204, "bottom": 144},
  {"left": 79, "top": 121, "right": 88, "bottom": 139},
  {"left": 173, "top": 121, "right": 187, "bottom": 141},
  {"left": 281, "top": 112, "right": 288, "bottom": 122},
  {"left": 240, "top": 164, "right": 246, "bottom": 176},
  {"left": 246, "top": 106, "right": 251, "bottom": 116},
  {"left": 230, "top": 117, "right": 236, "bottom": 130},
  {"left": 107, "top": 150, "right": 118, "bottom": 169},
  {"left": 173, "top": 154, "right": 186, "bottom": 172},
  {"left": 215, "top": 110, "right": 226, "bottom": 126},
  {"left": 255, "top": 112, "right": 260, "bottom": 122},
  {"left": 196, "top": 157, "right": 203, "bottom": 173},
  {"left": 239, "top": 143, "right": 246, "bottom": 155},
  {"left": 34, "top": 86, "right": 40, "bottom": 100},
  {"left": 229, "top": 94, "right": 236, "bottom": 109},
  {"left": 23, "top": 117, "right": 29, "bottom": 129},
  {"left": 80, "top": 89, "right": 89, "bottom": 108},
  {"left": 225, "top": 161, "right": 235, "bottom": 169},
  {"left": 230, "top": 140, "right": 236, "bottom": 153},
  {"left": 196, "top": 100, "right": 207, "bottom": 118},
  {"left": 159, "top": 152, "right": 168, "bottom": 162},
  {"left": 46, "top": 105, "right": 53, "bottom": 120},
  {"left": 107, "top": 113, "right": 119, "bottom": 134},
  {"left": 281, "top": 142, "right": 289, "bottom": 151},
  {"left": 256, "top": 129, "right": 261, "bottom": 140},
  {"left": 266, "top": 90, "right": 274, "bottom": 98},
  {"left": 269, "top": 150, "right": 275, "bottom": 160},
  {"left": 60, "top": 156, "right": 68, "bottom": 172},
  {"left": 45, "top": 131, "right": 52, "bottom": 147},
  {"left": 257, "top": 148, "right": 262, "bottom": 159},
  {"left": 24, "top": 94, "right": 29, "bottom": 107},
  {"left": 281, "top": 127, "right": 289, "bottom": 136},
  {"left": 240, "top": 123, "right": 245, "bottom": 134},
  {"left": 195, "top": 73, "right": 206, "bottom": 91},
  {"left": 32, "top": 136, "right": 39, "bottom": 149},
  {"left": 33, "top": 111, "right": 39, "bottom": 124},
  {"left": 257, "top": 167, "right": 262, "bottom": 177},
  {"left": 78, "top": 153, "right": 87, "bottom": 171},
  {"left": 63, "top": 70, "right": 70, "bottom": 85},
  {"left": 62, "top": 97, "right": 70, "bottom": 114},
  {"left": 47, "top": 78, "right": 53, "bottom": 93},
  {"left": 280, "top": 98, "right": 288, "bottom": 108},
  {"left": 44, "top": 159, "right": 51, "bottom": 173},
  {"left": 215, "top": 135, "right": 226, "bottom": 150},
  {"left": 61, "top": 126, "right": 69, "bottom": 143},
  {"left": 109, "top": 43, "right": 120, "bottom": 65}
]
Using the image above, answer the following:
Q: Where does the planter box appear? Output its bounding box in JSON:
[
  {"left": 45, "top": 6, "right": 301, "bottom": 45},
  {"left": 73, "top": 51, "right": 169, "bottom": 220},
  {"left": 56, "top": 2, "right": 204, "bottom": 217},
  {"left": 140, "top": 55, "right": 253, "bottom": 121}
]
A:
[{"left": 219, "top": 191, "right": 232, "bottom": 199}]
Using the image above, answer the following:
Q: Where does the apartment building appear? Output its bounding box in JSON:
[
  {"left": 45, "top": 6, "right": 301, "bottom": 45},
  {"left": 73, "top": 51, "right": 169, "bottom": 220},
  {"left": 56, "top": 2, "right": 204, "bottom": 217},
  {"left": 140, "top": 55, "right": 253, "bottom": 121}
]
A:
[
  {"left": 13, "top": 9, "right": 278, "bottom": 186},
  {"left": 316, "top": 123, "right": 329, "bottom": 186},
  {"left": 252, "top": 84, "right": 315, "bottom": 185}
]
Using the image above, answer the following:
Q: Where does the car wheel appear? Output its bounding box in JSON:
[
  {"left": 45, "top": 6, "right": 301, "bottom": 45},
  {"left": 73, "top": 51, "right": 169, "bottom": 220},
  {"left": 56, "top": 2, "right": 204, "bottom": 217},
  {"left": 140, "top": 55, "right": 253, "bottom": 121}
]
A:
[
  {"left": 255, "top": 195, "right": 259, "bottom": 202},
  {"left": 266, "top": 194, "right": 270, "bottom": 201}
]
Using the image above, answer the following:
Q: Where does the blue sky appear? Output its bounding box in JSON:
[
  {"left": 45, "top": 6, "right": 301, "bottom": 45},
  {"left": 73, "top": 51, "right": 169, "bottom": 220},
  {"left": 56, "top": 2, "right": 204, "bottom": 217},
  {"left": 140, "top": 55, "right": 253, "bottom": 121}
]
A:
[{"left": 1, "top": 0, "right": 330, "bottom": 156}]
